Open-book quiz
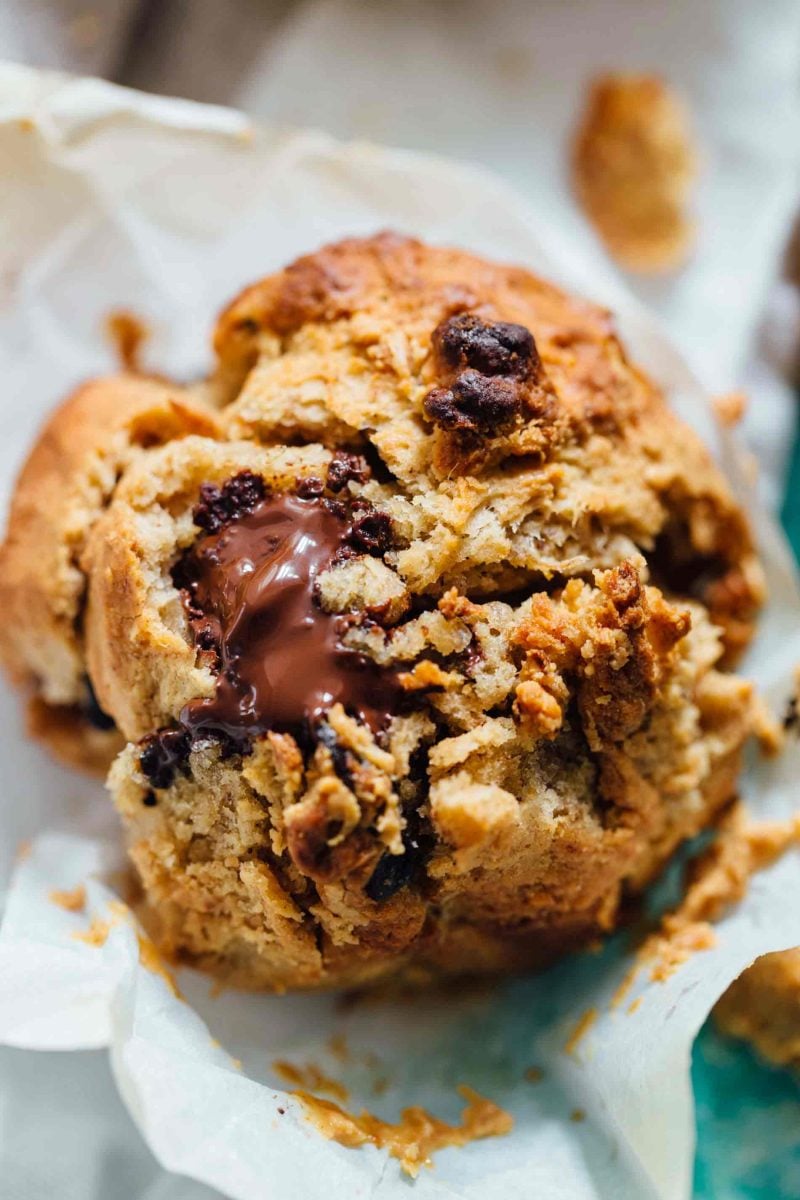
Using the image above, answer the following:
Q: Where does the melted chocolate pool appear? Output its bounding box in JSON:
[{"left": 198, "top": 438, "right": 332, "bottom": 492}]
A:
[{"left": 178, "top": 492, "right": 403, "bottom": 746}]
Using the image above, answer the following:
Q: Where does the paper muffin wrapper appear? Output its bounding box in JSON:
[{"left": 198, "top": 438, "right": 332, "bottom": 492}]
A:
[{"left": 1, "top": 62, "right": 800, "bottom": 1200}]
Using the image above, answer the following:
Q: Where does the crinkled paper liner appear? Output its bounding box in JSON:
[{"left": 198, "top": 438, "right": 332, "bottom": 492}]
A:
[{"left": 1, "top": 62, "right": 800, "bottom": 1200}]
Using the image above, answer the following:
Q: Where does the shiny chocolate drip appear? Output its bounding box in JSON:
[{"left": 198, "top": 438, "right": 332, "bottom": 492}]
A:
[{"left": 178, "top": 493, "right": 403, "bottom": 746}]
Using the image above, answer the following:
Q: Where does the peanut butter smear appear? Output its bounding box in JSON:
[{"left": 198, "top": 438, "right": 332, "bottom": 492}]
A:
[
  {"left": 644, "top": 806, "right": 800, "bottom": 983},
  {"left": 293, "top": 1085, "right": 513, "bottom": 1177},
  {"left": 50, "top": 884, "right": 86, "bottom": 912},
  {"left": 273, "top": 1060, "right": 348, "bottom": 1102}
]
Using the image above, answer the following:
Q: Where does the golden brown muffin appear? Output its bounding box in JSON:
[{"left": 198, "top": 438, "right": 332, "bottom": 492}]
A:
[
  {"left": 0, "top": 374, "right": 220, "bottom": 771},
  {"left": 3, "top": 234, "right": 761, "bottom": 990}
]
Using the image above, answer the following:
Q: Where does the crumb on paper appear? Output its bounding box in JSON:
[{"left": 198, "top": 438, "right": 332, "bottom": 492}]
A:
[
  {"left": 783, "top": 692, "right": 799, "bottom": 734},
  {"left": 15, "top": 839, "right": 32, "bottom": 863},
  {"left": 570, "top": 1108, "right": 586, "bottom": 1123},
  {"left": 524, "top": 1065, "right": 544, "bottom": 1083},
  {"left": 565, "top": 1007, "right": 598, "bottom": 1056},
  {"left": 17, "top": 118, "right": 35, "bottom": 135},
  {"left": 293, "top": 1084, "right": 512, "bottom": 1178},
  {"left": 49, "top": 884, "right": 86, "bottom": 913},
  {"left": 572, "top": 73, "right": 697, "bottom": 274},
  {"left": 712, "top": 391, "right": 747, "bottom": 428},
  {"left": 273, "top": 1059, "right": 349, "bottom": 1103},
  {"left": 73, "top": 916, "right": 114, "bottom": 947},
  {"left": 627, "top": 997, "right": 642, "bottom": 1015},
  {"left": 104, "top": 309, "right": 150, "bottom": 373}
]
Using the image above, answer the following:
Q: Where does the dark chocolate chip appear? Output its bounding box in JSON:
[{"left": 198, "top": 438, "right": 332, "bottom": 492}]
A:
[
  {"left": 365, "top": 803, "right": 433, "bottom": 902},
  {"left": 316, "top": 722, "right": 357, "bottom": 789},
  {"left": 83, "top": 675, "right": 116, "bottom": 731},
  {"left": 424, "top": 369, "right": 521, "bottom": 436},
  {"left": 433, "top": 313, "right": 538, "bottom": 380},
  {"left": 326, "top": 451, "right": 371, "bottom": 494},
  {"left": 365, "top": 846, "right": 419, "bottom": 902},
  {"left": 783, "top": 695, "right": 799, "bottom": 732},
  {"left": 345, "top": 509, "right": 394, "bottom": 556},
  {"left": 139, "top": 727, "right": 192, "bottom": 789},
  {"left": 142, "top": 791, "right": 158, "bottom": 807},
  {"left": 192, "top": 471, "right": 266, "bottom": 535}
]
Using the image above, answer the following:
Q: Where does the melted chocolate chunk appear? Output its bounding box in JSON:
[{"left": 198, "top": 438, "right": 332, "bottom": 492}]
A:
[
  {"left": 179, "top": 492, "right": 404, "bottom": 746},
  {"left": 316, "top": 722, "right": 356, "bottom": 790},
  {"left": 139, "top": 728, "right": 192, "bottom": 789},
  {"left": 83, "top": 675, "right": 116, "bottom": 731},
  {"left": 433, "top": 313, "right": 539, "bottom": 381},
  {"left": 424, "top": 370, "right": 520, "bottom": 436},
  {"left": 192, "top": 471, "right": 266, "bottom": 535},
  {"left": 326, "top": 451, "right": 370, "bottom": 493},
  {"left": 142, "top": 791, "right": 158, "bottom": 807}
]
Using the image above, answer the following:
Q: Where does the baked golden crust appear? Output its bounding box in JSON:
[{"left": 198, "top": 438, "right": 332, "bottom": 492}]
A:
[
  {"left": 0, "top": 375, "right": 220, "bottom": 768},
  {"left": 2, "top": 234, "right": 762, "bottom": 990}
]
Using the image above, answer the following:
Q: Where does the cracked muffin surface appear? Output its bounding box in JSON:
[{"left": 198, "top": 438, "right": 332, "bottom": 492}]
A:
[{"left": 1, "top": 234, "right": 762, "bottom": 989}]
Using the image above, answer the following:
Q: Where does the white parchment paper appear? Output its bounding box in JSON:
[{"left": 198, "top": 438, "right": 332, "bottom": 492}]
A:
[{"left": 1, "top": 62, "right": 800, "bottom": 1200}]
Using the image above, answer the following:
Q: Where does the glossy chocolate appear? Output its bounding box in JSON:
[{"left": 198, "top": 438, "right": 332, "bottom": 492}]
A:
[{"left": 178, "top": 492, "right": 403, "bottom": 745}]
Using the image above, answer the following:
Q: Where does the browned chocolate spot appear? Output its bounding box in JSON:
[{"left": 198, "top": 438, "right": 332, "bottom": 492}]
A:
[
  {"left": 424, "top": 371, "right": 521, "bottom": 436},
  {"left": 433, "top": 313, "right": 539, "bottom": 381},
  {"left": 139, "top": 728, "right": 192, "bottom": 789}
]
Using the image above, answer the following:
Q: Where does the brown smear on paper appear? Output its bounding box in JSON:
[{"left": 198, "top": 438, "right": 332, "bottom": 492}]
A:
[
  {"left": 105, "top": 309, "right": 149, "bottom": 373},
  {"left": 72, "top": 901, "right": 183, "bottom": 998},
  {"left": 73, "top": 916, "right": 113, "bottom": 947},
  {"left": 137, "top": 933, "right": 184, "bottom": 1000},
  {"left": 50, "top": 885, "right": 86, "bottom": 913},
  {"left": 294, "top": 1085, "right": 512, "bottom": 1177},
  {"left": 273, "top": 1060, "right": 348, "bottom": 1103},
  {"left": 565, "top": 1007, "right": 597, "bottom": 1056}
]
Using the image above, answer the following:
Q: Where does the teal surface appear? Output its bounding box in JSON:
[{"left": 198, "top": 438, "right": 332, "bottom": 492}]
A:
[{"left": 693, "top": 424, "right": 800, "bottom": 1199}]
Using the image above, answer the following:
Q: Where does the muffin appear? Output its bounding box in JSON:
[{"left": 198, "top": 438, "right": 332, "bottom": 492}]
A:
[{"left": 1, "top": 234, "right": 761, "bottom": 989}]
